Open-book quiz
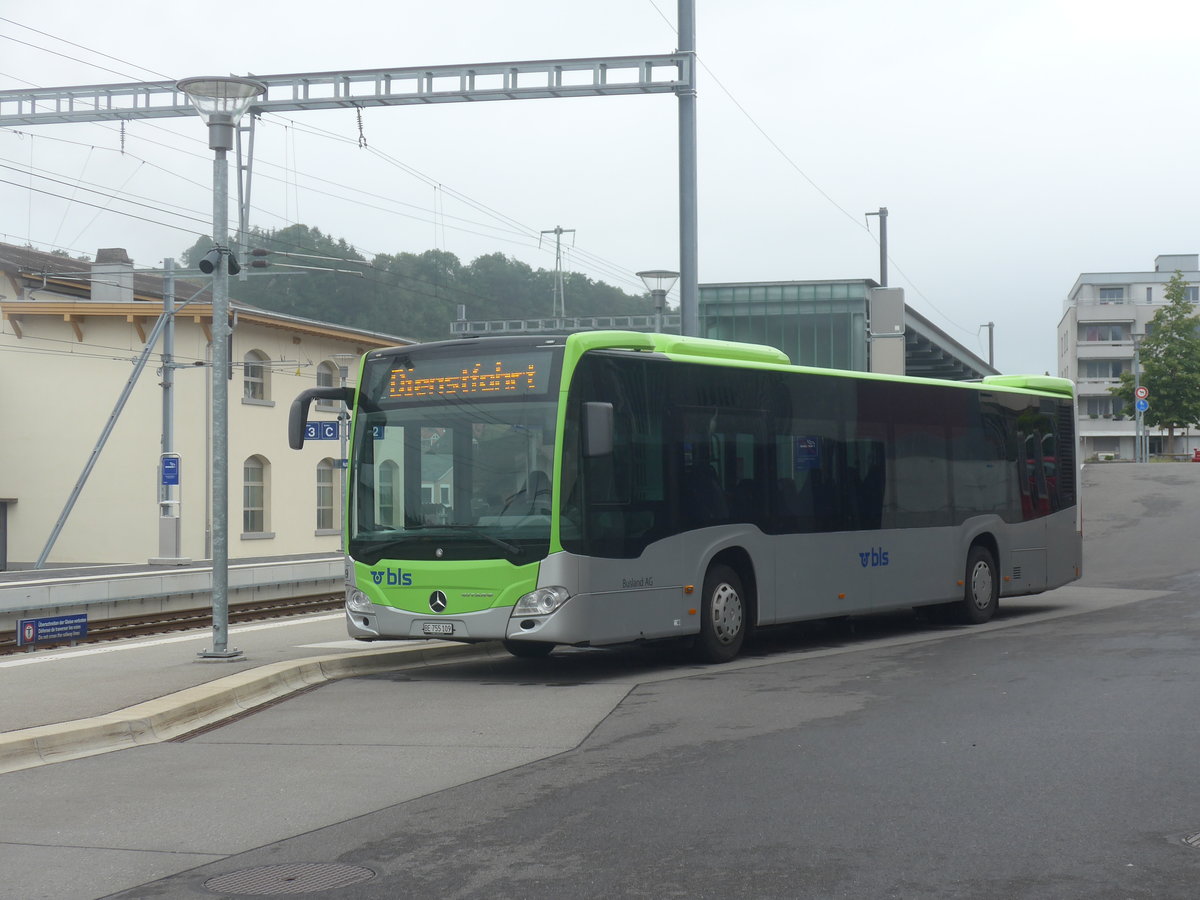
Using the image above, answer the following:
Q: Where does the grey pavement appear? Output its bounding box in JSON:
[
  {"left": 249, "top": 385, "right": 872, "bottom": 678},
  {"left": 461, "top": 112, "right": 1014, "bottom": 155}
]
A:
[
  {"left": 0, "top": 461, "right": 1187, "bottom": 777},
  {"left": 0, "top": 613, "right": 498, "bottom": 774}
]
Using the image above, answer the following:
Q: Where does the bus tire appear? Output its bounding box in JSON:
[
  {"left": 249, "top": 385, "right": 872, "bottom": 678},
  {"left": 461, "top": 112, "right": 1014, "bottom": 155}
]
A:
[
  {"left": 502, "top": 639, "right": 556, "bottom": 659},
  {"left": 956, "top": 545, "right": 999, "bottom": 624},
  {"left": 694, "top": 564, "right": 747, "bottom": 663}
]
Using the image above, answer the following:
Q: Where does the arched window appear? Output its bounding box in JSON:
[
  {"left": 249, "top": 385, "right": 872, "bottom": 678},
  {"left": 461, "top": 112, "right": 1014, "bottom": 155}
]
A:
[
  {"left": 243, "top": 455, "right": 270, "bottom": 535},
  {"left": 379, "top": 459, "right": 399, "bottom": 528},
  {"left": 317, "top": 458, "right": 336, "bottom": 531},
  {"left": 316, "top": 360, "right": 340, "bottom": 411},
  {"left": 244, "top": 349, "right": 271, "bottom": 402},
  {"left": 317, "top": 360, "right": 337, "bottom": 388}
]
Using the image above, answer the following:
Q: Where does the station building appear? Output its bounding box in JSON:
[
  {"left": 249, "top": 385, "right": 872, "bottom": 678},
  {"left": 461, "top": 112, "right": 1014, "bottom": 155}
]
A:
[
  {"left": 0, "top": 243, "right": 409, "bottom": 569},
  {"left": 698, "top": 279, "right": 996, "bottom": 381},
  {"left": 453, "top": 278, "right": 997, "bottom": 381}
]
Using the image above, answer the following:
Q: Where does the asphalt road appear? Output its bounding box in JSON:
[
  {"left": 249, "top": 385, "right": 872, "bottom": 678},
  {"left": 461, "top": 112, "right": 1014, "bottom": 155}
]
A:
[{"left": 6, "top": 464, "right": 1200, "bottom": 899}]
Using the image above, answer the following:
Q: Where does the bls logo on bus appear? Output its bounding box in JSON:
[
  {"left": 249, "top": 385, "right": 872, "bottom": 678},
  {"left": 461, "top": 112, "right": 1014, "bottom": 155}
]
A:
[
  {"left": 859, "top": 547, "right": 890, "bottom": 568},
  {"left": 371, "top": 568, "right": 414, "bottom": 586}
]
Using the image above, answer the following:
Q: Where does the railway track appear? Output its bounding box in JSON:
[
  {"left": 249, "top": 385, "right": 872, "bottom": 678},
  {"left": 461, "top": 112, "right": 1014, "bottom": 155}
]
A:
[{"left": 0, "top": 593, "right": 344, "bottom": 655}]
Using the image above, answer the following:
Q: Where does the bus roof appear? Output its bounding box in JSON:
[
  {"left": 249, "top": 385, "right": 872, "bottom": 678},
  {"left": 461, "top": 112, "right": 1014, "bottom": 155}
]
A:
[
  {"left": 981, "top": 374, "right": 1075, "bottom": 397},
  {"left": 563, "top": 331, "right": 1074, "bottom": 399}
]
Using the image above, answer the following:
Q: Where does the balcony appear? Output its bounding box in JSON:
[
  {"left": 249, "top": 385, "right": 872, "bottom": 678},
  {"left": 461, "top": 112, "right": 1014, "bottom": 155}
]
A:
[
  {"left": 1075, "top": 378, "right": 1123, "bottom": 397},
  {"left": 1074, "top": 304, "right": 1137, "bottom": 324},
  {"left": 1079, "top": 416, "right": 1136, "bottom": 438},
  {"left": 1076, "top": 341, "right": 1133, "bottom": 360}
]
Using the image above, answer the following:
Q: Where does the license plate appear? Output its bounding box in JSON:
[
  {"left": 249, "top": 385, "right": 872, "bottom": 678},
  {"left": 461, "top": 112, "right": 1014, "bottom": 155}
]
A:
[{"left": 421, "top": 622, "right": 454, "bottom": 636}]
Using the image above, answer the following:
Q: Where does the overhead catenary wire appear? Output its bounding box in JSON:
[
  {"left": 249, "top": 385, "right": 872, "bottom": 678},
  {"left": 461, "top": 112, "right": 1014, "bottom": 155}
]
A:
[
  {"left": 253, "top": 113, "right": 652, "bottom": 294},
  {"left": 1, "top": 122, "right": 652, "bottom": 298},
  {"left": 1, "top": 98, "right": 649, "bottom": 295},
  {"left": 0, "top": 15, "right": 173, "bottom": 81},
  {"left": 0, "top": 24, "right": 665, "bottom": 301},
  {"left": 643, "top": 0, "right": 974, "bottom": 339}
]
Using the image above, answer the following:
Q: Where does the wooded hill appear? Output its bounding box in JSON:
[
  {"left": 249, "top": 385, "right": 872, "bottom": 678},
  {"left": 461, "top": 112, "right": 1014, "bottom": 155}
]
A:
[{"left": 182, "top": 224, "right": 655, "bottom": 342}]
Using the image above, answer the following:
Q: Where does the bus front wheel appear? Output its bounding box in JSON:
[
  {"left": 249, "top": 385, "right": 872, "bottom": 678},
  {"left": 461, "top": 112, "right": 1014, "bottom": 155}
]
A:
[
  {"left": 694, "top": 564, "right": 747, "bottom": 663},
  {"left": 502, "top": 639, "right": 556, "bottom": 659},
  {"left": 955, "top": 546, "right": 999, "bottom": 624}
]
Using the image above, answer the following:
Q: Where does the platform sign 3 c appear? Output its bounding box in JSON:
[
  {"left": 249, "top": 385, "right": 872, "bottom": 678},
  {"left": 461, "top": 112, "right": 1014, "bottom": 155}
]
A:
[{"left": 304, "top": 421, "right": 341, "bottom": 441}]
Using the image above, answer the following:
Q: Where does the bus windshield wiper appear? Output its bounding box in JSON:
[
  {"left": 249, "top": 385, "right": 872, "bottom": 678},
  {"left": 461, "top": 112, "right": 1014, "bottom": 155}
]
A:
[
  {"left": 352, "top": 526, "right": 521, "bottom": 562},
  {"left": 436, "top": 525, "right": 521, "bottom": 556}
]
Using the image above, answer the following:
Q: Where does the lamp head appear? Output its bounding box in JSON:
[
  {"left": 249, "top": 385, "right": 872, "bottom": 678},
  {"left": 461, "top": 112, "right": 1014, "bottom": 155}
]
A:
[
  {"left": 176, "top": 76, "right": 267, "bottom": 150},
  {"left": 637, "top": 269, "right": 680, "bottom": 295}
]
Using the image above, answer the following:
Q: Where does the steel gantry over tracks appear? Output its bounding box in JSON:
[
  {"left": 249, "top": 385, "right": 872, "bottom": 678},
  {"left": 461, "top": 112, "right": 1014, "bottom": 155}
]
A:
[{"left": 0, "top": 55, "right": 691, "bottom": 121}]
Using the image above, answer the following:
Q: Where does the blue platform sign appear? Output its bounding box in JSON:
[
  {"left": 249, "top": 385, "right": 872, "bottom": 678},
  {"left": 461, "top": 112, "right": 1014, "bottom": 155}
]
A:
[
  {"left": 304, "top": 421, "right": 341, "bottom": 441},
  {"left": 161, "top": 455, "right": 180, "bottom": 486},
  {"left": 17, "top": 614, "right": 88, "bottom": 647}
]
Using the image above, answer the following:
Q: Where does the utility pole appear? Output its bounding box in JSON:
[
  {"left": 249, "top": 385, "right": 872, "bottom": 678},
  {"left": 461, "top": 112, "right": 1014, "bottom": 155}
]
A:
[
  {"left": 151, "top": 258, "right": 190, "bottom": 565},
  {"left": 983, "top": 321, "right": 995, "bottom": 368},
  {"left": 539, "top": 225, "right": 575, "bottom": 318},
  {"left": 678, "top": 0, "right": 700, "bottom": 336},
  {"left": 865, "top": 207, "right": 888, "bottom": 287}
]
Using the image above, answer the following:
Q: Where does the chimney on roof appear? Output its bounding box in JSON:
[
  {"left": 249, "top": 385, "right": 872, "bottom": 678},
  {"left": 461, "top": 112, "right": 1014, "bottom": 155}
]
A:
[{"left": 91, "top": 248, "right": 135, "bottom": 302}]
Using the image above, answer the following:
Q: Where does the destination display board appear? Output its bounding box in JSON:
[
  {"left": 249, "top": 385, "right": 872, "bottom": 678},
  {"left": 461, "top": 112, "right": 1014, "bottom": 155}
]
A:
[{"left": 375, "top": 350, "right": 555, "bottom": 403}]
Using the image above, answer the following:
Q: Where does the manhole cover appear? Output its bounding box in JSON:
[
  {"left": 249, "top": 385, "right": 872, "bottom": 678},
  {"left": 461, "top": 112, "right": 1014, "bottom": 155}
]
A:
[{"left": 204, "top": 863, "right": 375, "bottom": 895}]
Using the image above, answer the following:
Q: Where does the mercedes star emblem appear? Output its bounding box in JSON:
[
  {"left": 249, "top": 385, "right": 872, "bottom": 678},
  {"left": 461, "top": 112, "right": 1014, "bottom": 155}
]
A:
[{"left": 429, "top": 591, "right": 448, "bottom": 613}]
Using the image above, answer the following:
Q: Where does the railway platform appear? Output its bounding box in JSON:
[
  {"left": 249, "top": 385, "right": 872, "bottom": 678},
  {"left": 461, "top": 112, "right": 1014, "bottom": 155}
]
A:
[
  {"left": 0, "top": 552, "right": 346, "bottom": 636},
  {"left": 0, "top": 599, "right": 496, "bottom": 776}
]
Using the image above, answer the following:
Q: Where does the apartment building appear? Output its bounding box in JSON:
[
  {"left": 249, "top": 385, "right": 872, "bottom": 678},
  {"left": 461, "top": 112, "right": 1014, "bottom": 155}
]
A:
[{"left": 1058, "top": 253, "right": 1200, "bottom": 460}]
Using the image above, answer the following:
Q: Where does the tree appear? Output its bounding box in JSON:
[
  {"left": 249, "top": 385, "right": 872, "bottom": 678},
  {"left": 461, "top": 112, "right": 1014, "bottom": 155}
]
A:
[
  {"left": 1110, "top": 271, "right": 1200, "bottom": 455},
  {"left": 179, "top": 223, "right": 656, "bottom": 343}
]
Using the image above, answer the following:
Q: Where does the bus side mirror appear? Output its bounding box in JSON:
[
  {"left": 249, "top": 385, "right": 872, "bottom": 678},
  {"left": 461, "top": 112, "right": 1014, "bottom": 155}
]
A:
[
  {"left": 289, "top": 387, "right": 354, "bottom": 449},
  {"left": 583, "top": 402, "right": 614, "bottom": 458}
]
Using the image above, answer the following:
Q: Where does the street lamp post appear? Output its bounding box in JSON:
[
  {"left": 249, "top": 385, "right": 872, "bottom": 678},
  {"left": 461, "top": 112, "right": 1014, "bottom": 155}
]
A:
[
  {"left": 178, "top": 76, "right": 266, "bottom": 660},
  {"left": 637, "top": 270, "right": 680, "bottom": 334},
  {"left": 1132, "top": 331, "right": 1146, "bottom": 463}
]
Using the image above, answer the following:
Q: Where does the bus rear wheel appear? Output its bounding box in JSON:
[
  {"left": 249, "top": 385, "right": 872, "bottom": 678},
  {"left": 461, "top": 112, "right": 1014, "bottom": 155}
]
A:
[
  {"left": 502, "top": 639, "right": 556, "bottom": 659},
  {"left": 955, "top": 546, "right": 999, "bottom": 624},
  {"left": 694, "top": 564, "right": 747, "bottom": 663}
]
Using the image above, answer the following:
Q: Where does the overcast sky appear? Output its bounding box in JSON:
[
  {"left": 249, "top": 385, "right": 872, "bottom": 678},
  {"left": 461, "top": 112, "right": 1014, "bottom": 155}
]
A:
[{"left": 2, "top": 0, "right": 1197, "bottom": 374}]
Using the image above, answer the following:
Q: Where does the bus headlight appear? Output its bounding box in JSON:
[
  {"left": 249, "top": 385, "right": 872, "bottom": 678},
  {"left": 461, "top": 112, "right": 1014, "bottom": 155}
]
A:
[
  {"left": 346, "top": 587, "right": 373, "bottom": 613},
  {"left": 514, "top": 586, "right": 570, "bottom": 616}
]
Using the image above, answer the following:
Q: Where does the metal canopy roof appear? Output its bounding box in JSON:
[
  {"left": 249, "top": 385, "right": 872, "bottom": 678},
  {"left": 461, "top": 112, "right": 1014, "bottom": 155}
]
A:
[{"left": 903, "top": 305, "right": 997, "bottom": 380}]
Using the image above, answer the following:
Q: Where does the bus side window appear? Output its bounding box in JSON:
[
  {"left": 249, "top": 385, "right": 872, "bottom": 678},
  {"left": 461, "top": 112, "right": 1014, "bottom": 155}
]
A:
[{"left": 683, "top": 440, "right": 728, "bottom": 524}]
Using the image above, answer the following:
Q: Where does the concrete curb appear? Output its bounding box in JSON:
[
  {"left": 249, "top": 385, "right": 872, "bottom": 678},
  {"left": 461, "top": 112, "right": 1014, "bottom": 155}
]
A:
[{"left": 0, "top": 640, "right": 504, "bottom": 775}]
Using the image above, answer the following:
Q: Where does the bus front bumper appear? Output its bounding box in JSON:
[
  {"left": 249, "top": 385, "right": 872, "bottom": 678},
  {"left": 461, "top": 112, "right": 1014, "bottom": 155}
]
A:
[{"left": 345, "top": 602, "right": 515, "bottom": 642}]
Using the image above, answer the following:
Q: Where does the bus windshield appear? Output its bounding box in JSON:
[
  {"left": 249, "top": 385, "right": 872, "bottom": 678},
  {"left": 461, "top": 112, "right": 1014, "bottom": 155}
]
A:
[{"left": 348, "top": 347, "right": 561, "bottom": 566}]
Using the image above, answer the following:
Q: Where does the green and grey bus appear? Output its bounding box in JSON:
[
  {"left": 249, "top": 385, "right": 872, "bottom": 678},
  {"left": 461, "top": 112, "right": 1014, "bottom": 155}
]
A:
[{"left": 289, "top": 331, "right": 1081, "bottom": 662}]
